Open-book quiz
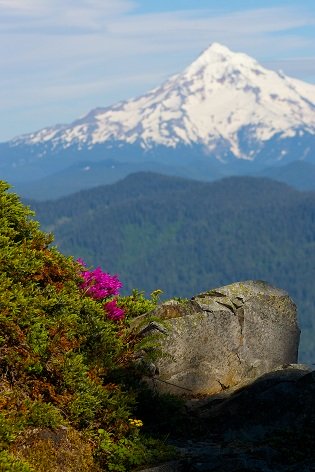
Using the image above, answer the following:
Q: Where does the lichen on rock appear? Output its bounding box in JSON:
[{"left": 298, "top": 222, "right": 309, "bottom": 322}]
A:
[{"left": 133, "top": 281, "right": 300, "bottom": 396}]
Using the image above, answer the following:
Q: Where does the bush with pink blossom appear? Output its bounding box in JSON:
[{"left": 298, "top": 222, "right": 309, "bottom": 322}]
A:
[{"left": 77, "top": 259, "right": 125, "bottom": 321}]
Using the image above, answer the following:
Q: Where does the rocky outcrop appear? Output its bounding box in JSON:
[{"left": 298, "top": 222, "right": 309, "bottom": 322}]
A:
[{"left": 134, "top": 281, "right": 300, "bottom": 396}]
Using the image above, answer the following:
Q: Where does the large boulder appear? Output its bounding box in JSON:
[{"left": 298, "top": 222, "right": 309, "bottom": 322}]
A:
[{"left": 134, "top": 281, "right": 300, "bottom": 395}]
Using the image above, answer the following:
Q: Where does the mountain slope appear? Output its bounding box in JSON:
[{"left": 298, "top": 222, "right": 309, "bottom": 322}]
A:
[
  {"left": 2, "top": 43, "right": 315, "bottom": 186},
  {"left": 13, "top": 43, "right": 315, "bottom": 156},
  {"left": 13, "top": 157, "right": 225, "bottom": 200},
  {"left": 28, "top": 172, "right": 315, "bottom": 363},
  {"left": 12, "top": 158, "right": 315, "bottom": 201},
  {"left": 256, "top": 161, "right": 315, "bottom": 191}
]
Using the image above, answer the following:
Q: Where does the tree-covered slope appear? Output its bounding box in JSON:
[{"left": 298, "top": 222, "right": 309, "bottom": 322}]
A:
[
  {"left": 256, "top": 161, "right": 315, "bottom": 191},
  {"left": 29, "top": 173, "right": 315, "bottom": 362}
]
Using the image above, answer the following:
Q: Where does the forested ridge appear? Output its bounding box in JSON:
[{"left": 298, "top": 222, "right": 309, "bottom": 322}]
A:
[{"left": 29, "top": 172, "right": 315, "bottom": 362}]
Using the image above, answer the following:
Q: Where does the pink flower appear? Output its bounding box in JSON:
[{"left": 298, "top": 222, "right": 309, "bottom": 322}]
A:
[
  {"left": 77, "top": 259, "right": 124, "bottom": 321},
  {"left": 77, "top": 258, "right": 86, "bottom": 267},
  {"left": 78, "top": 260, "right": 122, "bottom": 300},
  {"left": 104, "top": 299, "right": 125, "bottom": 321}
]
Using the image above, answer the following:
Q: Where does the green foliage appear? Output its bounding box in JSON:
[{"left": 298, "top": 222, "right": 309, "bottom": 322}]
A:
[
  {"left": 97, "top": 429, "right": 176, "bottom": 472},
  {"left": 25, "top": 401, "right": 64, "bottom": 429},
  {"left": 172, "top": 297, "right": 189, "bottom": 304},
  {"left": 118, "top": 288, "right": 162, "bottom": 320},
  {"left": 0, "top": 181, "right": 177, "bottom": 471},
  {"left": 0, "top": 451, "right": 34, "bottom": 472},
  {"left": 10, "top": 427, "right": 100, "bottom": 472},
  {"left": 0, "top": 414, "right": 18, "bottom": 448}
]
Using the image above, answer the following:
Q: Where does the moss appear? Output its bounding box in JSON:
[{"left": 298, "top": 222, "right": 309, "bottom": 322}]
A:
[
  {"left": 0, "top": 450, "right": 34, "bottom": 472},
  {"left": 11, "top": 427, "right": 100, "bottom": 472}
]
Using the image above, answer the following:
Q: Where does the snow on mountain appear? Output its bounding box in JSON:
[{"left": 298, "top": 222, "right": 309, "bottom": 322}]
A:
[{"left": 9, "top": 43, "right": 315, "bottom": 162}]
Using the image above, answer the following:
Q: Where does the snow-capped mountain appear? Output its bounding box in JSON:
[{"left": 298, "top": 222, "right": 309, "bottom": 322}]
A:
[{"left": 1, "top": 42, "right": 315, "bottom": 186}]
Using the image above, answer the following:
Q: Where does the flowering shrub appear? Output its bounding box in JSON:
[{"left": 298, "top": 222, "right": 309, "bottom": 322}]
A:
[
  {"left": 78, "top": 259, "right": 125, "bottom": 321},
  {"left": 0, "top": 182, "right": 175, "bottom": 472},
  {"left": 78, "top": 259, "right": 122, "bottom": 299},
  {"left": 104, "top": 299, "right": 125, "bottom": 321}
]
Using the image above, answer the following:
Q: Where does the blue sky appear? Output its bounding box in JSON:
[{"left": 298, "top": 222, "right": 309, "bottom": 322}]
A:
[{"left": 0, "top": 0, "right": 314, "bottom": 141}]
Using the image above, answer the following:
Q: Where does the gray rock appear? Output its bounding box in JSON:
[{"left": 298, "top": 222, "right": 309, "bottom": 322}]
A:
[
  {"left": 194, "top": 364, "right": 313, "bottom": 430},
  {"left": 133, "top": 281, "right": 300, "bottom": 395}
]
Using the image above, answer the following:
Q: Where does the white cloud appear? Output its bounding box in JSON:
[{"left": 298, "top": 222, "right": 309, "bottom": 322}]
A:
[
  {"left": 0, "top": 0, "right": 135, "bottom": 14},
  {"left": 0, "top": 0, "right": 43, "bottom": 13},
  {"left": 109, "top": 7, "right": 313, "bottom": 36},
  {"left": 0, "top": 0, "right": 136, "bottom": 30}
]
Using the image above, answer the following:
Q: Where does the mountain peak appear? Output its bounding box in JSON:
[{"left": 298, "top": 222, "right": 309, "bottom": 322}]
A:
[
  {"left": 199, "top": 42, "right": 234, "bottom": 58},
  {"left": 184, "top": 42, "right": 261, "bottom": 81},
  {"left": 187, "top": 42, "right": 234, "bottom": 70},
  {"left": 8, "top": 42, "right": 315, "bottom": 166},
  {"left": 185, "top": 42, "right": 257, "bottom": 77}
]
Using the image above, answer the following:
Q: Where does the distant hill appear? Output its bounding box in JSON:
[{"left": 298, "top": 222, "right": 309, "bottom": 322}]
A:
[
  {"left": 11, "top": 158, "right": 315, "bottom": 201},
  {"left": 29, "top": 172, "right": 315, "bottom": 363},
  {"left": 256, "top": 160, "right": 315, "bottom": 191},
  {"left": 12, "top": 157, "right": 225, "bottom": 200}
]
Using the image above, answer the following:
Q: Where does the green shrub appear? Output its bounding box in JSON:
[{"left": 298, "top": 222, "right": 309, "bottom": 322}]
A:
[
  {"left": 0, "top": 451, "right": 33, "bottom": 472},
  {"left": 25, "top": 401, "right": 64, "bottom": 429},
  {"left": 117, "top": 289, "right": 162, "bottom": 321},
  {"left": 97, "top": 429, "right": 176, "bottom": 472},
  {"left": 0, "top": 181, "right": 177, "bottom": 471},
  {"left": 0, "top": 414, "right": 18, "bottom": 448}
]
